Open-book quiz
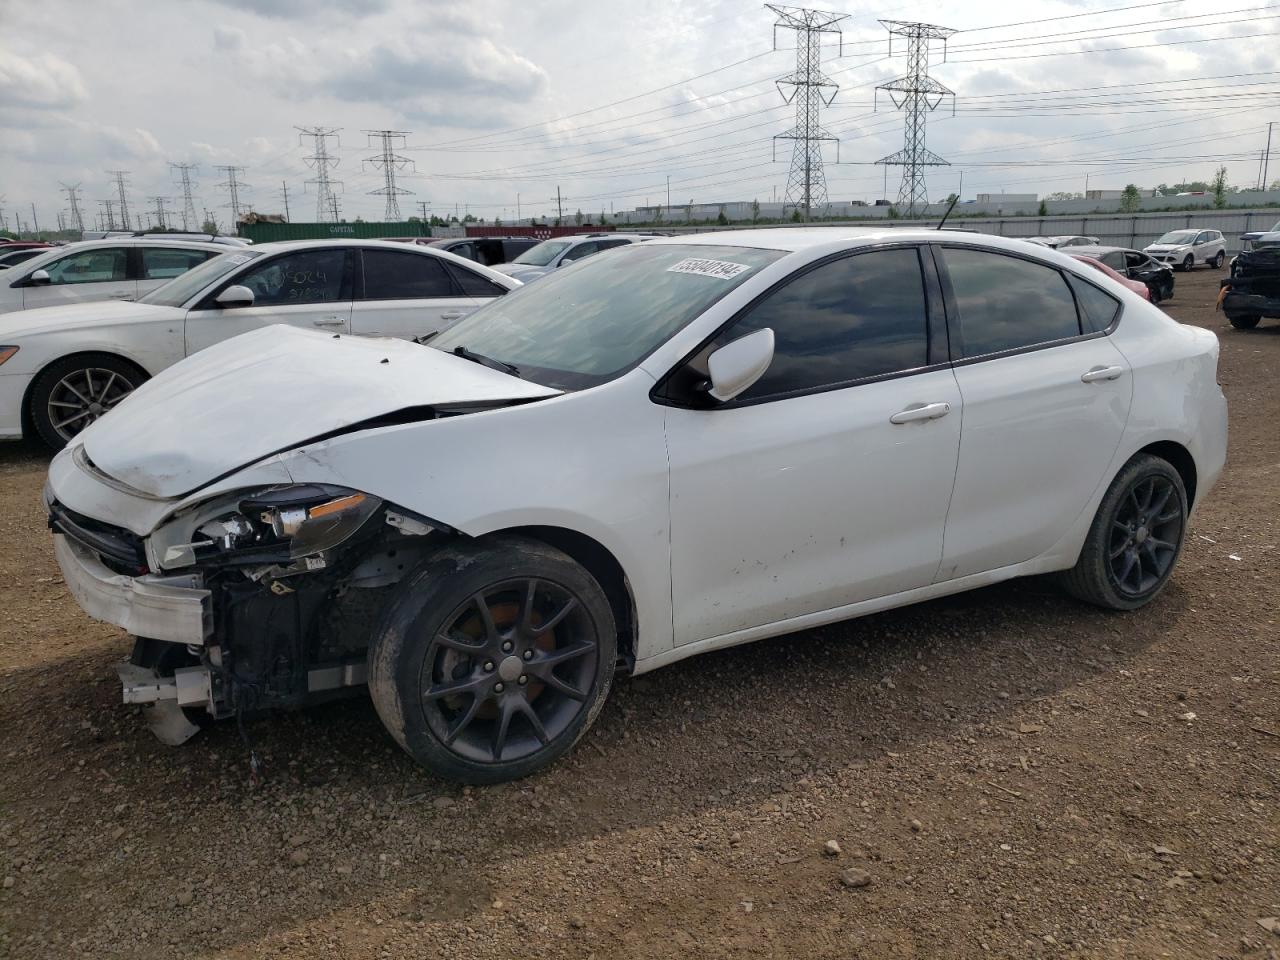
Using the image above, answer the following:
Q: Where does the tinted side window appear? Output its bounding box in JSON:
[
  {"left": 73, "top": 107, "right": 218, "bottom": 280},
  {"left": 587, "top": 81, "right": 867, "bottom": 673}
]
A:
[
  {"left": 361, "top": 250, "right": 455, "bottom": 299},
  {"left": 502, "top": 240, "right": 537, "bottom": 260},
  {"left": 449, "top": 242, "right": 475, "bottom": 261},
  {"left": 716, "top": 247, "right": 930, "bottom": 402},
  {"left": 561, "top": 242, "right": 598, "bottom": 263},
  {"left": 1100, "top": 251, "right": 1125, "bottom": 270},
  {"left": 141, "top": 247, "right": 213, "bottom": 279},
  {"left": 239, "top": 249, "right": 346, "bottom": 305},
  {"left": 444, "top": 262, "right": 507, "bottom": 298},
  {"left": 597, "top": 239, "right": 631, "bottom": 251},
  {"left": 942, "top": 248, "right": 1081, "bottom": 358},
  {"left": 1066, "top": 274, "right": 1121, "bottom": 333},
  {"left": 44, "top": 248, "right": 128, "bottom": 285}
]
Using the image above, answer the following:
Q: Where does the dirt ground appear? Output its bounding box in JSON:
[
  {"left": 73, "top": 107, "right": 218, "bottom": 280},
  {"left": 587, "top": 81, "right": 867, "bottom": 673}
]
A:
[{"left": 0, "top": 269, "right": 1276, "bottom": 960}]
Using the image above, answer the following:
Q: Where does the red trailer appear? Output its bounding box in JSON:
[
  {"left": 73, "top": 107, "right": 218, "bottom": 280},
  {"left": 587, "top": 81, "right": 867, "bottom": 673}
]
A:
[{"left": 465, "top": 224, "right": 616, "bottom": 240}]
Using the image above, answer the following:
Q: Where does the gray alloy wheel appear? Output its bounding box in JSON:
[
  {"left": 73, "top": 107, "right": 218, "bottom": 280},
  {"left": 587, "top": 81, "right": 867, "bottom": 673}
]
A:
[
  {"left": 1213, "top": 250, "right": 1225, "bottom": 269},
  {"left": 29, "top": 353, "right": 146, "bottom": 451},
  {"left": 1181, "top": 254, "right": 1195, "bottom": 271}
]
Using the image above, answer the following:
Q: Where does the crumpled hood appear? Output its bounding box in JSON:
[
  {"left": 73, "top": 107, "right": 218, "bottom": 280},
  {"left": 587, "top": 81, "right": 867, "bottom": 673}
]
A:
[
  {"left": 0, "top": 299, "right": 184, "bottom": 338},
  {"left": 81, "top": 325, "right": 559, "bottom": 498}
]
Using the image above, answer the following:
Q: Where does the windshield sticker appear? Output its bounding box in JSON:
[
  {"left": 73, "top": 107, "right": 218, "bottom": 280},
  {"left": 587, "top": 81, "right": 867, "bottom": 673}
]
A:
[
  {"left": 666, "top": 257, "right": 752, "bottom": 280},
  {"left": 226, "top": 254, "right": 252, "bottom": 265}
]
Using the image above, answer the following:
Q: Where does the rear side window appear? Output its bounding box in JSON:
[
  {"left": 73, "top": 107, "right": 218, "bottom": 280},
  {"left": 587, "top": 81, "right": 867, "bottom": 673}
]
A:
[
  {"left": 1066, "top": 274, "right": 1121, "bottom": 333},
  {"left": 361, "top": 250, "right": 456, "bottom": 299},
  {"left": 1100, "top": 251, "right": 1125, "bottom": 270},
  {"left": 942, "top": 248, "right": 1081, "bottom": 358},
  {"left": 560, "top": 242, "right": 599, "bottom": 263},
  {"left": 714, "top": 247, "right": 931, "bottom": 401},
  {"left": 141, "top": 247, "right": 214, "bottom": 279},
  {"left": 444, "top": 262, "right": 507, "bottom": 298}
]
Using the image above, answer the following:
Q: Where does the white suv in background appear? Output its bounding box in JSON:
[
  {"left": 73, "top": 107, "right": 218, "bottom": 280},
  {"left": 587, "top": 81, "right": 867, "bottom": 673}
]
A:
[
  {"left": 1144, "top": 229, "right": 1226, "bottom": 271},
  {"left": 0, "top": 239, "right": 227, "bottom": 314}
]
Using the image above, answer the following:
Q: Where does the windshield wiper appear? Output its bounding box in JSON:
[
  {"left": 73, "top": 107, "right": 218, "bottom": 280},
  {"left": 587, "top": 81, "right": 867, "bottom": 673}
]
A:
[{"left": 451, "top": 345, "right": 520, "bottom": 378}]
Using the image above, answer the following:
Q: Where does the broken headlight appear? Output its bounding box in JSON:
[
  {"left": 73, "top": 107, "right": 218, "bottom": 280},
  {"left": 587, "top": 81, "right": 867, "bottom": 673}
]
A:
[{"left": 172, "top": 485, "right": 383, "bottom": 568}]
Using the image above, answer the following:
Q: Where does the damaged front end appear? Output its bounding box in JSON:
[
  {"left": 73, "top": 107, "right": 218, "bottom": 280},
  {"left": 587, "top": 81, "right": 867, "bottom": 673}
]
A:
[{"left": 50, "top": 483, "right": 447, "bottom": 745}]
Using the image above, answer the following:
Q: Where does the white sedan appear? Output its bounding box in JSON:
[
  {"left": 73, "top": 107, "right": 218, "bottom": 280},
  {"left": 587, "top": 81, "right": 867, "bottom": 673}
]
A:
[
  {"left": 45, "top": 228, "right": 1227, "bottom": 782},
  {"left": 0, "top": 239, "right": 518, "bottom": 448}
]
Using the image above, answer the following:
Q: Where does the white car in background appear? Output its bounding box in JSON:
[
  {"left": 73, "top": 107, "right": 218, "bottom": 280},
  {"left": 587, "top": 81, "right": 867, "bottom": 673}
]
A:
[
  {"left": 1144, "top": 229, "right": 1226, "bottom": 271},
  {"left": 0, "top": 239, "right": 229, "bottom": 315},
  {"left": 45, "top": 228, "right": 1226, "bottom": 783},
  {"left": 493, "top": 233, "right": 651, "bottom": 282},
  {"left": 0, "top": 239, "right": 518, "bottom": 448}
]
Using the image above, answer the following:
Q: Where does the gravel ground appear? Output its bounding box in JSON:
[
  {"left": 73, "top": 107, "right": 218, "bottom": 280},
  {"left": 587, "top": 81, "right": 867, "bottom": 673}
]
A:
[{"left": 0, "top": 269, "right": 1276, "bottom": 960}]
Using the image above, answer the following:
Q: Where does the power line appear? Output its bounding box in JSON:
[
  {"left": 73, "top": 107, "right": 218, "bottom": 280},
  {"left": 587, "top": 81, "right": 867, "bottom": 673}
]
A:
[
  {"left": 149, "top": 196, "right": 173, "bottom": 230},
  {"left": 767, "top": 5, "right": 846, "bottom": 219},
  {"left": 59, "top": 182, "right": 85, "bottom": 234},
  {"left": 363, "top": 130, "right": 415, "bottom": 220},
  {"left": 297, "top": 126, "right": 343, "bottom": 223},
  {"left": 169, "top": 162, "right": 199, "bottom": 231},
  {"left": 215, "top": 165, "right": 250, "bottom": 228},
  {"left": 278, "top": 181, "right": 291, "bottom": 221},
  {"left": 106, "top": 170, "right": 133, "bottom": 231},
  {"left": 874, "top": 20, "right": 957, "bottom": 215}
]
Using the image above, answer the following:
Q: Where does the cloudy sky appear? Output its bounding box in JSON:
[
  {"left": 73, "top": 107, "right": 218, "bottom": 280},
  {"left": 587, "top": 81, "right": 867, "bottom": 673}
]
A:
[{"left": 0, "top": 0, "right": 1275, "bottom": 230}]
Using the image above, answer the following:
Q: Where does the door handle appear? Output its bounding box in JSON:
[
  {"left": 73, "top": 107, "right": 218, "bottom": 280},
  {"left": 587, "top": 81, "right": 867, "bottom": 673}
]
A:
[
  {"left": 439, "top": 311, "right": 466, "bottom": 320},
  {"left": 1080, "top": 365, "right": 1124, "bottom": 383},
  {"left": 312, "top": 317, "right": 346, "bottom": 327},
  {"left": 890, "top": 401, "right": 951, "bottom": 424}
]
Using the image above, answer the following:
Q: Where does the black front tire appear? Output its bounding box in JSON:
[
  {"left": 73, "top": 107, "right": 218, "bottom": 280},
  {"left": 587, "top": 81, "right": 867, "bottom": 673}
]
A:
[
  {"left": 29, "top": 353, "right": 147, "bottom": 451},
  {"left": 1181, "top": 254, "right": 1195, "bottom": 272},
  {"left": 1228, "top": 315, "right": 1261, "bottom": 330},
  {"left": 1059, "top": 454, "right": 1187, "bottom": 611},
  {"left": 1213, "top": 251, "right": 1225, "bottom": 269},
  {"left": 367, "top": 536, "right": 616, "bottom": 784}
]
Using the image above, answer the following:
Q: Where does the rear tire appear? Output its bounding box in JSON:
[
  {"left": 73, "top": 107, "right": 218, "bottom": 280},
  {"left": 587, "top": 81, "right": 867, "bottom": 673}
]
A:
[
  {"left": 367, "top": 536, "right": 616, "bottom": 784},
  {"left": 1228, "top": 315, "right": 1261, "bottom": 330},
  {"left": 1059, "top": 454, "right": 1187, "bottom": 611},
  {"left": 29, "top": 353, "right": 147, "bottom": 451}
]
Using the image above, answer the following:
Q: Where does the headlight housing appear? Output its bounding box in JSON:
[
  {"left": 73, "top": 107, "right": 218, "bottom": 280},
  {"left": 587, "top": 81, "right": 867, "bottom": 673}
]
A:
[{"left": 165, "top": 485, "right": 383, "bottom": 569}]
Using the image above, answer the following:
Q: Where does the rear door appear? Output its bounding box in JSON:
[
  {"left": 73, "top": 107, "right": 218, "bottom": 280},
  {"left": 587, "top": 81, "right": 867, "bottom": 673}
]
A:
[
  {"left": 183, "top": 247, "right": 353, "bottom": 355},
  {"left": 935, "top": 246, "right": 1132, "bottom": 581},
  {"left": 20, "top": 246, "right": 136, "bottom": 309},
  {"left": 350, "top": 248, "right": 483, "bottom": 339},
  {"left": 137, "top": 246, "right": 218, "bottom": 297}
]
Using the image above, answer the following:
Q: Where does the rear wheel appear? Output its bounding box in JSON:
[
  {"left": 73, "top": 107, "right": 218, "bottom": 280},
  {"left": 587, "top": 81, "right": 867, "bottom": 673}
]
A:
[
  {"left": 29, "top": 353, "right": 146, "bottom": 451},
  {"left": 1181, "top": 254, "right": 1195, "bottom": 272},
  {"left": 1228, "top": 315, "right": 1261, "bottom": 330},
  {"left": 1059, "top": 454, "right": 1187, "bottom": 611},
  {"left": 1213, "top": 250, "right": 1226, "bottom": 269},
  {"left": 367, "top": 537, "right": 616, "bottom": 783}
]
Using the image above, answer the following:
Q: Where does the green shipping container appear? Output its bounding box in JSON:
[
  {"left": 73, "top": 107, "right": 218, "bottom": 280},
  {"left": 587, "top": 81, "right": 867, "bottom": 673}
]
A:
[{"left": 237, "top": 222, "right": 431, "bottom": 243}]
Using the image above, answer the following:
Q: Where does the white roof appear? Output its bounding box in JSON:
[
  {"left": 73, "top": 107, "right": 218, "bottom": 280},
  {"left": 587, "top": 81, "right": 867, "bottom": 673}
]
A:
[{"left": 647, "top": 226, "right": 1041, "bottom": 255}]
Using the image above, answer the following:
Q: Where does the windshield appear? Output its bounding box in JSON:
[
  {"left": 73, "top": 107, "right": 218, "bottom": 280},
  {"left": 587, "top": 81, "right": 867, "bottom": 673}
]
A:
[
  {"left": 137, "top": 250, "right": 261, "bottom": 307},
  {"left": 512, "top": 240, "right": 571, "bottom": 266},
  {"left": 431, "top": 243, "right": 784, "bottom": 390},
  {"left": 1157, "top": 230, "right": 1197, "bottom": 245}
]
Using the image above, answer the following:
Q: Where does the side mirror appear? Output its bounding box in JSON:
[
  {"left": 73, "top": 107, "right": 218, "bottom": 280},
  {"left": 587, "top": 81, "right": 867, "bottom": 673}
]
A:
[
  {"left": 705, "top": 328, "right": 775, "bottom": 403},
  {"left": 215, "top": 284, "right": 254, "bottom": 308},
  {"left": 28, "top": 269, "right": 50, "bottom": 285}
]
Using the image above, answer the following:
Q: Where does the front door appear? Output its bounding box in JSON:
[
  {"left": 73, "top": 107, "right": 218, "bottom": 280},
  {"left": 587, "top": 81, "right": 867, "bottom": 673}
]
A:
[
  {"left": 21, "top": 246, "right": 136, "bottom": 309},
  {"left": 184, "top": 247, "right": 353, "bottom": 355},
  {"left": 665, "top": 246, "right": 962, "bottom": 645},
  {"left": 934, "top": 246, "right": 1132, "bottom": 581}
]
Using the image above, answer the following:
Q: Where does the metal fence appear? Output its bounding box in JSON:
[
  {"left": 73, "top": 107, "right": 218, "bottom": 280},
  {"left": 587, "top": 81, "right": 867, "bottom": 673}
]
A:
[{"left": 664, "top": 208, "right": 1280, "bottom": 253}]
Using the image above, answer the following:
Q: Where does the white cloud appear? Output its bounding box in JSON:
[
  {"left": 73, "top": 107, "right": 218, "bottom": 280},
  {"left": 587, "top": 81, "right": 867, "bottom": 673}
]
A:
[{"left": 0, "top": 48, "right": 86, "bottom": 109}]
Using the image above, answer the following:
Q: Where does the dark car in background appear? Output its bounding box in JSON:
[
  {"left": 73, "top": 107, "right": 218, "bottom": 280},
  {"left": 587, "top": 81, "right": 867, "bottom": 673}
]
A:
[
  {"left": 387, "top": 236, "right": 539, "bottom": 267},
  {"left": 0, "top": 246, "right": 53, "bottom": 269},
  {"left": 1070, "top": 245, "right": 1175, "bottom": 303}
]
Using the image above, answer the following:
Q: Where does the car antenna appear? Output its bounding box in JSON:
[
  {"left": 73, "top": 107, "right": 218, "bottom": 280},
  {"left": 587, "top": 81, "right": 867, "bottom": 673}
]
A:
[{"left": 937, "top": 194, "right": 960, "bottom": 231}]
